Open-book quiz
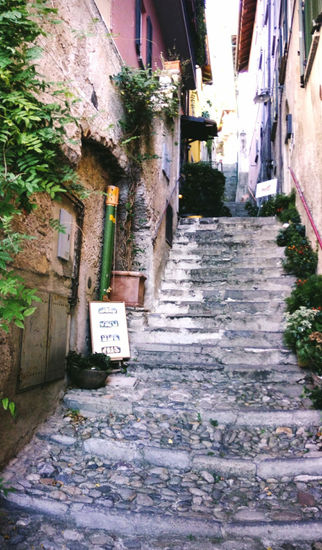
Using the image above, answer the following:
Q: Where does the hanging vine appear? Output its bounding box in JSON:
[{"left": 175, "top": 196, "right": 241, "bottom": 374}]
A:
[
  {"left": 113, "top": 65, "right": 180, "bottom": 269},
  {"left": 0, "top": 0, "right": 78, "bottom": 332}
]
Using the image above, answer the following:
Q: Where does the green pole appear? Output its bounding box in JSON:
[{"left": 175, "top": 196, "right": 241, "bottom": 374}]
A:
[{"left": 99, "top": 186, "right": 119, "bottom": 300}]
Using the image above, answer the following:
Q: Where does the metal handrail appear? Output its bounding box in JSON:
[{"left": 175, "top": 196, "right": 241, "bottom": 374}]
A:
[
  {"left": 289, "top": 167, "right": 322, "bottom": 250},
  {"left": 152, "top": 178, "right": 180, "bottom": 244}
]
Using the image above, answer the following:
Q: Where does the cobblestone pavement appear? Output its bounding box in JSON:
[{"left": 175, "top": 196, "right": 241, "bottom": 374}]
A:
[{"left": 1, "top": 217, "right": 322, "bottom": 549}]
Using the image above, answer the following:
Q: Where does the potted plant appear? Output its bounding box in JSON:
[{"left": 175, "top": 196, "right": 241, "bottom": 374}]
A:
[
  {"left": 66, "top": 351, "right": 111, "bottom": 389},
  {"left": 109, "top": 270, "right": 146, "bottom": 307}
]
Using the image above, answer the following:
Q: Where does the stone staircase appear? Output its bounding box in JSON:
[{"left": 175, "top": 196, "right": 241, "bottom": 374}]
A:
[
  {"left": 224, "top": 201, "right": 248, "bottom": 217},
  {"left": 2, "top": 216, "right": 322, "bottom": 549}
]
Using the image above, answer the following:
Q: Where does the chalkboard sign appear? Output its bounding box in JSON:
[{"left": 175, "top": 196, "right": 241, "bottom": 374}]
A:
[{"left": 89, "top": 302, "right": 130, "bottom": 361}]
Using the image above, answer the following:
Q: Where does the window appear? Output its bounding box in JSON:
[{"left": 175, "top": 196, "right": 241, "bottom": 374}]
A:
[
  {"left": 135, "top": 0, "right": 142, "bottom": 56},
  {"left": 300, "top": 0, "right": 322, "bottom": 85},
  {"left": 146, "top": 16, "right": 153, "bottom": 68},
  {"left": 165, "top": 205, "right": 173, "bottom": 247},
  {"left": 303, "top": 0, "right": 322, "bottom": 57}
]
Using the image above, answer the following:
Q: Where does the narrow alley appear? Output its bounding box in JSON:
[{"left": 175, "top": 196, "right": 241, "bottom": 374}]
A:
[
  {"left": 1, "top": 214, "right": 322, "bottom": 549},
  {"left": 1, "top": 0, "right": 322, "bottom": 548}
]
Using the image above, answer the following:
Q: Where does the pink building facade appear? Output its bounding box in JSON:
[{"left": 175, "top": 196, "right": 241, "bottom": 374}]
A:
[{"left": 111, "top": 0, "right": 167, "bottom": 69}]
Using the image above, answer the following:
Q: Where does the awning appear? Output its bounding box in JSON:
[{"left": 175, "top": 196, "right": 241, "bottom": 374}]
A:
[{"left": 181, "top": 115, "right": 218, "bottom": 142}]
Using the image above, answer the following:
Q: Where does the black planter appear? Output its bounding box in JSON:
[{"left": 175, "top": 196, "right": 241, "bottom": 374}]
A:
[{"left": 69, "top": 364, "right": 108, "bottom": 389}]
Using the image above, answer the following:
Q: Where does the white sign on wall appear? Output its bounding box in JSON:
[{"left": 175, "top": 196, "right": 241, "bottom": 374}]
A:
[
  {"left": 89, "top": 302, "right": 130, "bottom": 361},
  {"left": 255, "top": 178, "right": 278, "bottom": 198}
]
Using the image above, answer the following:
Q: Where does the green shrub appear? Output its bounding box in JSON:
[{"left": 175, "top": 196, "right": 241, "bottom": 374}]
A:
[
  {"left": 283, "top": 240, "right": 318, "bottom": 278},
  {"left": 276, "top": 223, "right": 306, "bottom": 247},
  {"left": 180, "top": 162, "right": 226, "bottom": 217},
  {"left": 245, "top": 200, "right": 258, "bottom": 217},
  {"left": 284, "top": 308, "right": 322, "bottom": 374},
  {"left": 258, "top": 191, "right": 300, "bottom": 222},
  {"left": 286, "top": 275, "right": 322, "bottom": 313},
  {"left": 278, "top": 205, "right": 301, "bottom": 224}
]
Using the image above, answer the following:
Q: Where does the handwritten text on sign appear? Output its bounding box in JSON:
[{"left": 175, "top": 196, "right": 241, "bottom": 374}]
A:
[{"left": 89, "top": 302, "right": 130, "bottom": 360}]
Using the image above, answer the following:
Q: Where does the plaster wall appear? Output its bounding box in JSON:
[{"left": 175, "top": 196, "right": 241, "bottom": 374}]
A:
[
  {"left": 281, "top": 0, "right": 322, "bottom": 272},
  {"left": 111, "top": 0, "right": 166, "bottom": 70}
]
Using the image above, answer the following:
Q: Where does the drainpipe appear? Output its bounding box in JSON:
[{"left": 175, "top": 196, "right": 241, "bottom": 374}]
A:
[
  {"left": 267, "top": 0, "right": 272, "bottom": 180},
  {"left": 99, "top": 186, "right": 119, "bottom": 301}
]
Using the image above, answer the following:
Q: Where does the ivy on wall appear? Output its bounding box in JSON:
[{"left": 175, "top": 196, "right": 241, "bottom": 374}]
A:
[
  {"left": 0, "top": 0, "right": 78, "bottom": 332},
  {"left": 113, "top": 65, "right": 179, "bottom": 157}
]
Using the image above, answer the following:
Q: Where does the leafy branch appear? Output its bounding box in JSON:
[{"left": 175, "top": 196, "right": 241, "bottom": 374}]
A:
[{"left": 0, "top": 0, "right": 79, "bottom": 332}]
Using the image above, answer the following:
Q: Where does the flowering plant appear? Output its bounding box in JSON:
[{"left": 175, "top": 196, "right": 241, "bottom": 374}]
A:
[
  {"left": 286, "top": 275, "right": 322, "bottom": 313},
  {"left": 284, "top": 307, "right": 318, "bottom": 351},
  {"left": 284, "top": 308, "right": 322, "bottom": 372},
  {"left": 283, "top": 241, "right": 317, "bottom": 277}
]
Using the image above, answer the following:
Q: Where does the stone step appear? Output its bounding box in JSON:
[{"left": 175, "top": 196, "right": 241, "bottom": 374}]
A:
[
  {"left": 6, "top": 491, "right": 322, "bottom": 544},
  {"left": 169, "top": 244, "right": 285, "bottom": 258},
  {"left": 179, "top": 216, "right": 278, "bottom": 226},
  {"left": 128, "top": 312, "right": 285, "bottom": 332},
  {"left": 129, "top": 325, "right": 287, "bottom": 344},
  {"left": 129, "top": 342, "right": 296, "bottom": 368},
  {"left": 1, "top": 509, "right": 320, "bottom": 550},
  {"left": 65, "top": 370, "right": 310, "bottom": 415},
  {"left": 224, "top": 202, "right": 249, "bottom": 216},
  {"left": 127, "top": 363, "right": 302, "bottom": 383},
  {"left": 178, "top": 217, "right": 280, "bottom": 230},
  {"left": 163, "top": 267, "right": 286, "bottom": 282},
  {"left": 130, "top": 327, "right": 286, "bottom": 345},
  {"left": 157, "top": 288, "right": 290, "bottom": 303},
  {"left": 2, "top": 507, "right": 321, "bottom": 550},
  {"left": 160, "top": 276, "right": 294, "bottom": 291},
  {"left": 166, "top": 255, "right": 284, "bottom": 269},
  {"left": 174, "top": 236, "right": 280, "bottom": 248},
  {"left": 155, "top": 300, "right": 285, "bottom": 315},
  {"left": 4, "top": 416, "right": 322, "bottom": 541}
]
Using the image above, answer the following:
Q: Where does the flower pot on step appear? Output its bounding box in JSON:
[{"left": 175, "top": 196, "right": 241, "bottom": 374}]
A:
[
  {"left": 109, "top": 271, "right": 146, "bottom": 307},
  {"left": 163, "top": 60, "right": 181, "bottom": 72},
  {"left": 68, "top": 364, "right": 108, "bottom": 389}
]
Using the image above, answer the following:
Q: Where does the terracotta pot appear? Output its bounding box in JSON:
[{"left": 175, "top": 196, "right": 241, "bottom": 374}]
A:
[
  {"left": 109, "top": 271, "right": 146, "bottom": 307},
  {"left": 163, "top": 60, "right": 181, "bottom": 72},
  {"left": 69, "top": 364, "right": 107, "bottom": 389}
]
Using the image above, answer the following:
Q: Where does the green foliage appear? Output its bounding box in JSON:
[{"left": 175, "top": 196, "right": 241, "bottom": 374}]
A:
[
  {"left": 1, "top": 397, "right": 15, "bottom": 417},
  {"left": 276, "top": 223, "right": 306, "bottom": 247},
  {"left": 0, "top": 0, "right": 78, "bottom": 332},
  {"left": 113, "top": 66, "right": 179, "bottom": 158},
  {"left": 283, "top": 240, "right": 318, "bottom": 278},
  {"left": 305, "top": 386, "right": 322, "bottom": 409},
  {"left": 284, "top": 307, "right": 322, "bottom": 373},
  {"left": 180, "top": 162, "right": 226, "bottom": 217},
  {"left": 245, "top": 200, "right": 258, "bottom": 217},
  {"left": 0, "top": 477, "right": 15, "bottom": 497},
  {"left": 258, "top": 191, "right": 300, "bottom": 223},
  {"left": 286, "top": 275, "right": 322, "bottom": 313},
  {"left": 194, "top": 0, "right": 207, "bottom": 67},
  {"left": 284, "top": 307, "right": 318, "bottom": 351},
  {"left": 66, "top": 351, "right": 111, "bottom": 371}
]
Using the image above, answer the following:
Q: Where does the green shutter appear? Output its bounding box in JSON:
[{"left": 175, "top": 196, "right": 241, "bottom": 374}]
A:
[{"left": 305, "top": 0, "right": 322, "bottom": 58}]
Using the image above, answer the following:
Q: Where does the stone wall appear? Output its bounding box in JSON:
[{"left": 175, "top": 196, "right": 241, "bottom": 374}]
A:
[{"left": 0, "top": 0, "right": 181, "bottom": 467}]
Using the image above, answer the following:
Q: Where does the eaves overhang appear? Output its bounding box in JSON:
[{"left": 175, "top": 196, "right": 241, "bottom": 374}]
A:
[
  {"left": 236, "top": 0, "right": 257, "bottom": 72},
  {"left": 181, "top": 115, "right": 218, "bottom": 142}
]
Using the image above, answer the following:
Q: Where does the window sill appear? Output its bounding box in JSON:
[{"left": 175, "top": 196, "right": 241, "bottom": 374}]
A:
[{"left": 302, "top": 31, "right": 320, "bottom": 87}]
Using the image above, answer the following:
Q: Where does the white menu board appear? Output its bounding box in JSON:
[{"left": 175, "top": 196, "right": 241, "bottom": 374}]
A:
[{"left": 89, "top": 302, "right": 130, "bottom": 361}]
